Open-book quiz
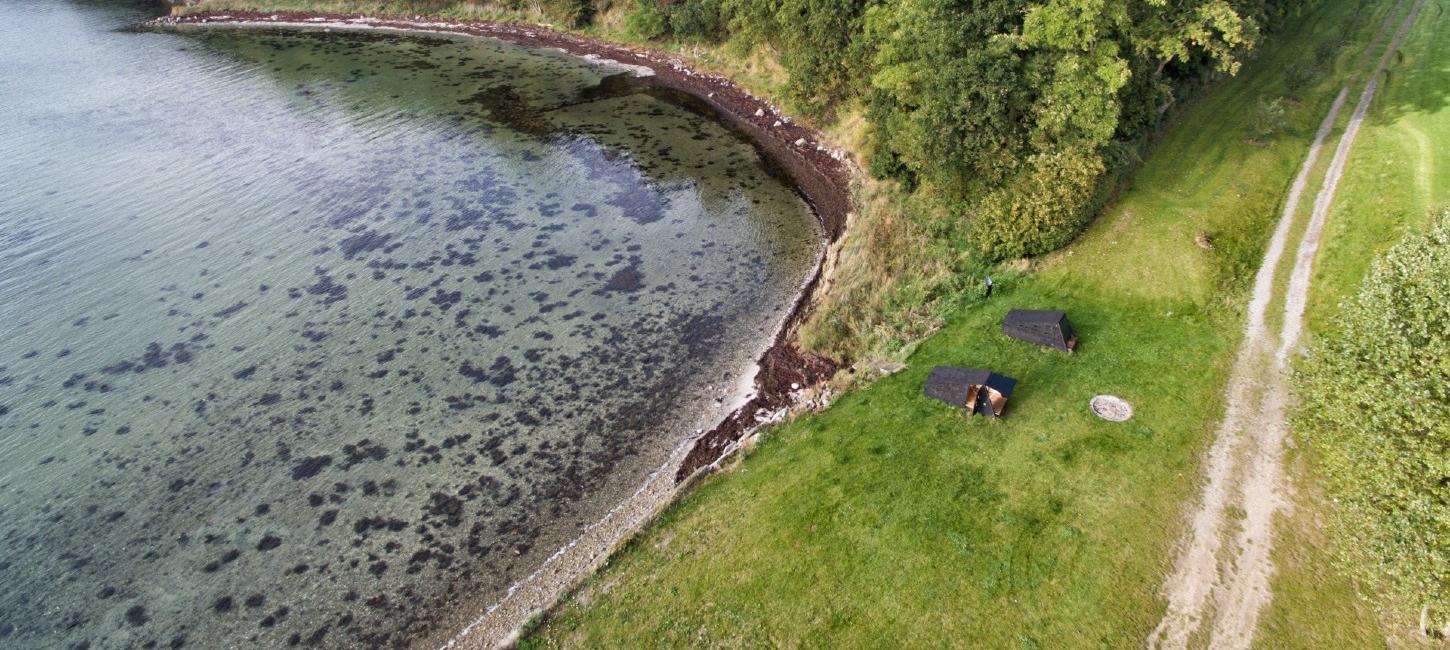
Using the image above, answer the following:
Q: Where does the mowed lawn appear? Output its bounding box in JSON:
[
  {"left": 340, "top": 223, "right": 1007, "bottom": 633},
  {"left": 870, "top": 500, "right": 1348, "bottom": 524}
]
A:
[
  {"left": 525, "top": 0, "right": 1398, "bottom": 646},
  {"left": 535, "top": 285, "right": 1229, "bottom": 648}
]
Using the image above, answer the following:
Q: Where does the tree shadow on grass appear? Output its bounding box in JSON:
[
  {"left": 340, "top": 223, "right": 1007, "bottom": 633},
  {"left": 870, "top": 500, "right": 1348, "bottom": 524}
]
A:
[{"left": 1366, "top": 1, "right": 1450, "bottom": 127}]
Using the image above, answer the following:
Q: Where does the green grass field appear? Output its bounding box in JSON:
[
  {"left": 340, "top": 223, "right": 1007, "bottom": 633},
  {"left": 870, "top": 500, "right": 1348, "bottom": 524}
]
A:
[
  {"left": 522, "top": 0, "right": 1425, "bottom": 645},
  {"left": 532, "top": 286, "right": 1230, "bottom": 648}
]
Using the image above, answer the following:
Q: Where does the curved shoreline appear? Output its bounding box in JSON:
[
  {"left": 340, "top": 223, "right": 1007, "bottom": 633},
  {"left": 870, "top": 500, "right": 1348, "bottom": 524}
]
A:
[{"left": 149, "top": 11, "right": 851, "bottom": 648}]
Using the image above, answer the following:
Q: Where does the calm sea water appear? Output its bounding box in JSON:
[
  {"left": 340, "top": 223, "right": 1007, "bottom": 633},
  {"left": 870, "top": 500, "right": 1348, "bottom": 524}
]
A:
[{"left": 0, "top": 2, "right": 819, "bottom": 647}]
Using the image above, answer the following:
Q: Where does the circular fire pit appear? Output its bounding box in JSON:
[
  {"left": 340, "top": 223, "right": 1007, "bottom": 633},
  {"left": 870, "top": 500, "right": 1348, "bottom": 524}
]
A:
[{"left": 1090, "top": 395, "right": 1133, "bottom": 422}]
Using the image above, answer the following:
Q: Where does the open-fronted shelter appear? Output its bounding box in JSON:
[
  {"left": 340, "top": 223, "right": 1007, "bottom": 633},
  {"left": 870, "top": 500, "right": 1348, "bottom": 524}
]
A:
[
  {"left": 923, "top": 366, "right": 1018, "bottom": 417},
  {"left": 1002, "top": 309, "right": 1077, "bottom": 352}
]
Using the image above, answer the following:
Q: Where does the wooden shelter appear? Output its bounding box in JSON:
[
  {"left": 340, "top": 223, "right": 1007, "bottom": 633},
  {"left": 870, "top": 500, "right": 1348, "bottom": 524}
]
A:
[
  {"left": 923, "top": 366, "right": 1018, "bottom": 417},
  {"left": 1002, "top": 309, "right": 1077, "bottom": 352}
]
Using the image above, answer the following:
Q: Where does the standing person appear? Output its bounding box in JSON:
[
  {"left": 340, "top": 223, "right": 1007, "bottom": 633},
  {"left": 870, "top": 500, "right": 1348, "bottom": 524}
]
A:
[{"left": 984, "top": 275, "right": 993, "bottom": 299}]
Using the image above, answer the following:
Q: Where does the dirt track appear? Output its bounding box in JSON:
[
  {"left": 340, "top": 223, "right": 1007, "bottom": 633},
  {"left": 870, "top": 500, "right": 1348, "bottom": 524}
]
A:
[{"left": 1148, "top": 1, "right": 1426, "bottom": 647}]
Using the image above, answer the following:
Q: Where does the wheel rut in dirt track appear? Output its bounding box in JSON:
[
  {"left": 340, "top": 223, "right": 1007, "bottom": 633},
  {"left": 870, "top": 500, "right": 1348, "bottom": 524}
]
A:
[{"left": 1148, "top": 1, "right": 1426, "bottom": 646}]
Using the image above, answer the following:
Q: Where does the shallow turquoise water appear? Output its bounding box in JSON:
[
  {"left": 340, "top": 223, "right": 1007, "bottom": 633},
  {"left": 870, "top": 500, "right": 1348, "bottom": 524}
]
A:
[{"left": 0, "top": 2, "right": 818, "bottom": 647}]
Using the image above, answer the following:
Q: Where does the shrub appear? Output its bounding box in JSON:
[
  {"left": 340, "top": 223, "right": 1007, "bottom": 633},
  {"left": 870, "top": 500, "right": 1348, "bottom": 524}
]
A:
[
  {"left": 967, "top": 145, "right": 1107, "bottom": 260},
  {"left": 1283, "top": 59, "right": 1321, "bottom": 99},
  {"left": 624, "top": 0, "right": 669, "bottom": 39},
  {"left": 717, "top": 0, "right": 872, "bottom": 116},
  {"left": 668, "top": 0, "right": 725, "bottom": 41},
  {"left": 540, "top": 0, "right": 594, "bottom": 27},
  {"left": 1250, "top": 97, "right": 1288, "bottom": 139},
  {"left": 1314, "top": 37, "right": 1345, "bottom": 71},
  {"left": 1294, "top": 209, "right": 1450, "bottom": 614},
  {"left": 867, "top": 147, "right": 913, "bottom": 188}
]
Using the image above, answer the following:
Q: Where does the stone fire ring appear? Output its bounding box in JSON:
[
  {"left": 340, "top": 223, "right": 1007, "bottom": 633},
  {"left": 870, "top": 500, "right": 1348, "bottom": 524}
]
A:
[{"left": 1090, "top": 395, "right": 1133, "bottom": 422}]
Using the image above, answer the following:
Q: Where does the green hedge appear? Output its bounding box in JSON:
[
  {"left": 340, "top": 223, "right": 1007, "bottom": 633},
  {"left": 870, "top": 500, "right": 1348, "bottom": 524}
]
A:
[{"left": 1295, "top": 208, "right": 1450, "bottom": 613}]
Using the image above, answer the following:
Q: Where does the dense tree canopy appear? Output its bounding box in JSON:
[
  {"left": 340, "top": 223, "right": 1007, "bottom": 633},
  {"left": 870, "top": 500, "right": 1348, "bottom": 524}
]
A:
[{"left": 617, "top": 0, "right": 1305, "bottom": 259}]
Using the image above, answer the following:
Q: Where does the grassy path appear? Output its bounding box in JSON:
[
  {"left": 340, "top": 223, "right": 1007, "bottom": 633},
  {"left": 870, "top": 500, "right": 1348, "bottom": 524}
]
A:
[
  {"left": 1280, "top": 0, "right": 1428, "bottom": 363},
  {"left": 1150, "top": 2, "right": 1428, "bottom": 647},
  {"left": 1257, "top": 0, "right": 1450, "bottom": 644},
  {"left": 1145, "top": 84, "right": 1350, "bottom": 650}
]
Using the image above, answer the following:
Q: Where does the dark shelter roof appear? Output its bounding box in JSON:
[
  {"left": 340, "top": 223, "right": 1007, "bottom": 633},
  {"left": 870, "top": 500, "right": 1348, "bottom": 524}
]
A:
[
  {"left": 923, "top": 366, "right": 1018, "bottom": 417},
  {"left": 1002, "top": 309, "right": 1077, "bottom": 352},
  {"left": 1006, "top": 309, "right": 1065, "bottom": 324}
]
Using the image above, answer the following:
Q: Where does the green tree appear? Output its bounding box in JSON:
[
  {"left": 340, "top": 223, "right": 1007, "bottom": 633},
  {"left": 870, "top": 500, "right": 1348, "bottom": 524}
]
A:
[{"left": 865, "top": 0, "right": 1030, "bottom": 193}]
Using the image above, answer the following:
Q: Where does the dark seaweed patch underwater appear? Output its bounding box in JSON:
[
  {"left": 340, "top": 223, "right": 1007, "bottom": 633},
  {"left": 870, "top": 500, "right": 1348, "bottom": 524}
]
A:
[{"left": 0, "top": 2, "right": 818, "bottom": 648}]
